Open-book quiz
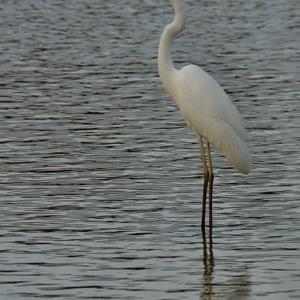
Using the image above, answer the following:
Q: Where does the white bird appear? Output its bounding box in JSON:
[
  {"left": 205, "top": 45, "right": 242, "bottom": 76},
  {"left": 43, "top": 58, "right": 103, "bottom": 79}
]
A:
[{"left": 158, "top": 0, "right": 251, "bottom": 231}]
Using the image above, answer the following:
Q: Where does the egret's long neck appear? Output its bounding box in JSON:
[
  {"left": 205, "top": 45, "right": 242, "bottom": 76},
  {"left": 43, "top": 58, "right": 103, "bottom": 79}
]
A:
[{"left": 158, "top": 0, "right": 186, "bottom": 98}]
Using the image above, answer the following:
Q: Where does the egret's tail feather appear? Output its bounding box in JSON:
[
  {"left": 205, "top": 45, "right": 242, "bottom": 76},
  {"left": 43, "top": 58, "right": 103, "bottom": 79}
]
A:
[{"left": 204, "top": 121, "right": 251, "bottom": 174}]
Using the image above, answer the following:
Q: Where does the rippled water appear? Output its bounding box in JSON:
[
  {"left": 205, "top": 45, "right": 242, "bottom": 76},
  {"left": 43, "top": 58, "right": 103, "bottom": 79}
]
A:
[{"left": 0, "top": 0, "right": 299, "bottom": 299}]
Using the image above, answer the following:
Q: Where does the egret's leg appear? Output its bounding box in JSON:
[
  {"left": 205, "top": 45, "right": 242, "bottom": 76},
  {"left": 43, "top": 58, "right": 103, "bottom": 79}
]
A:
[
  {"left": 201, "top": 219, "right": 214, "bottom": 299},
  {"left": 206, "top": 142, "right": 214, "bottom": 231},
  {"left": 199, "top": 137, "right": 209, "bottom": 229}
]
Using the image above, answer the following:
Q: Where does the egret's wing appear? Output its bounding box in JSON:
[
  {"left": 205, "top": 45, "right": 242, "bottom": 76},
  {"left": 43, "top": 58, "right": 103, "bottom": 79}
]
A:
[
  {"left": 202, "top": 118, "right": 251, "bottom": 174},
  {"left": 175, "top": 65, "right": 251, "bottom": 174}
]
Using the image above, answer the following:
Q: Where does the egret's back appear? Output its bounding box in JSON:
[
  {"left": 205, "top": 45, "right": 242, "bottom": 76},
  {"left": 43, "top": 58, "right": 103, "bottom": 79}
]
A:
[{"left": 173, "top": 65, "right": 251, "bottom": 174}]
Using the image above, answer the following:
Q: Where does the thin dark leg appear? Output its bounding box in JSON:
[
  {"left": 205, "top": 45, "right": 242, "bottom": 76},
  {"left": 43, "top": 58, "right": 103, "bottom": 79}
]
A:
[
  {"left": 201, "top": 223, "right": 214, "bottom": 299},
  {"left": 202, "top": 173, "right": 209, "bottom": 230},
  {"left": 199, "top": 137, "right": 208, "bottom": 230},
  {"left": 207, "top": 142, "right": 214, "bottom": 232}
]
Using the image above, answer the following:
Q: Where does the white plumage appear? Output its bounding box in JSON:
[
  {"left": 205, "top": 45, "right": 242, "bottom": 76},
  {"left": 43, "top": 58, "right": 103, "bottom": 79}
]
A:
[
  {"left": 174, "top": 65, "right": 251, "bottom": 174},
  {"left": 158, "top": 0, "right": 251, "bottom": 230}
]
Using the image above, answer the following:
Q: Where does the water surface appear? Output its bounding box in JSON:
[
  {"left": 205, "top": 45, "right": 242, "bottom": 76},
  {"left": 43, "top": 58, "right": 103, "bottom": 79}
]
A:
[{"left": 0, "top": 0, "right": 299, "bottom": 299}]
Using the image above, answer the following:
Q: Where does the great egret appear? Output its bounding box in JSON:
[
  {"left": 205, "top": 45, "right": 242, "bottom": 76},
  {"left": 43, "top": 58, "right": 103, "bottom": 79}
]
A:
[{"left": 158, "top": 0, "right": 251, "bottom": 230}]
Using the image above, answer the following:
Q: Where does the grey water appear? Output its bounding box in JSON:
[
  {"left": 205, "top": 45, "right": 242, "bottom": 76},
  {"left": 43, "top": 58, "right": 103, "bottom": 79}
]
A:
[{"left": 0, "top": 0, "right": 299, "bottom": 299}]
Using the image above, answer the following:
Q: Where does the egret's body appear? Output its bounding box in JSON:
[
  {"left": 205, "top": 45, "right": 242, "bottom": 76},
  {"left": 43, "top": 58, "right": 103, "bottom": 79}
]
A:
[{"left": 158, "top": 0, "right": 251, "bottom": 230}]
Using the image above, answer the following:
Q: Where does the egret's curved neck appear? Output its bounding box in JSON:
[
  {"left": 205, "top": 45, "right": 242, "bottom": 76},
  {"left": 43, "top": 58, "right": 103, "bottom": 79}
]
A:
[{"left": 158, "top": 0, "right": 186, "bottom": 98}]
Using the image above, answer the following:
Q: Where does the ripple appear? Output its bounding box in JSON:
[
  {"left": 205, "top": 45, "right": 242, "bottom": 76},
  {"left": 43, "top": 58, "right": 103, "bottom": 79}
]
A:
[{"left": 0, "top": 0, "right": 299, "bottom": 299}]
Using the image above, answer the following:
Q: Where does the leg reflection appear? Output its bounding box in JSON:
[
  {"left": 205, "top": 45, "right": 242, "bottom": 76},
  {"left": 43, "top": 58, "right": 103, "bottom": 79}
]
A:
[
  {"left": 202, "top": 229, "right": 214, "bottom": 300},
  {"left": 201, "top": 231, "right": 251, "bottom": 300}
]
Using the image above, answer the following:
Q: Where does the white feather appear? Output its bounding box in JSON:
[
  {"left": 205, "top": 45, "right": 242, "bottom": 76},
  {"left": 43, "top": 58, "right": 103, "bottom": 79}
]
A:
[
  {"left": 174, "top": 65, "right": 251, "bottom": 174},
  {"left": 158, "top": 0, "right": 251, "bottom": 175}
]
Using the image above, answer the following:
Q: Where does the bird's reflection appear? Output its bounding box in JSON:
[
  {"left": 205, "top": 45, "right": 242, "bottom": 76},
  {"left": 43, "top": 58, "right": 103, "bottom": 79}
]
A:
[
  {"left": 201, "top": 229, "right": 214, "bottom": 300},
  {"left": 200, "top": 229, "right": 251, "bottom": 300}
]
